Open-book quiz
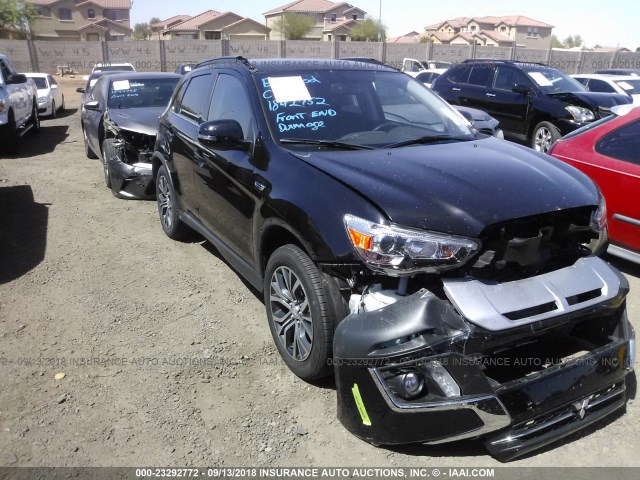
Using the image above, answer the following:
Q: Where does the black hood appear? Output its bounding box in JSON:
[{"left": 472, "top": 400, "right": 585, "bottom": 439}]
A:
[
  {"left": 107, "top": 107, "right": 166, "bottom": 136},
  {"left": 290, "top": 137, "right": 598, "bottom": 237},
  {"left": 551, "top": 91, "right": 631, "bottom": 109}
]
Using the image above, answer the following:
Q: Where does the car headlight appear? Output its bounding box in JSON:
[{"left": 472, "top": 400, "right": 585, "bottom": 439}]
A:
[
  {"left": 566, "top": 105, "right": 595, "bottom": 123},
  {"left": 588, "top": 192, "right": 608, "bottom": 255},
  {"left": 344, "top": 214, "right": 479, "bottom": 275}
]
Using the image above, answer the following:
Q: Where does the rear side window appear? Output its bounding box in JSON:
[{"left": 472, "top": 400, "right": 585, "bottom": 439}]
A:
[
  {"left": 179, "top": 74, "right": 213, "bottom": 122},
  {"left": 467, "top": 66, "right": 494, "bottom": 87},
  {"left": 595, "top": 118, "right": 640, "bottom": 165},
  {"left": 587, "top": 79, "right": 616, "bottom": 93},
  {"left": 445, "top": 65, "right": 471, "bottom": 84}
]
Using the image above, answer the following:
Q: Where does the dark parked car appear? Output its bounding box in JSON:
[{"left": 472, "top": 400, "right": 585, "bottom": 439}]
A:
[
  {"left": 432, "top": 60, "right": 632, "bottom": 152},
  {"left": 81, "top": 72, "right": 180, "bottom": 198},
  {"left": 549, "top": 104, "right": 640, "bottom": 263},
  {"left": 152, "top": 57, "right": 634, "bottom": 460}
]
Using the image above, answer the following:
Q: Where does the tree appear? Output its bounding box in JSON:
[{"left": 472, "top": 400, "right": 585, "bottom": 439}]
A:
[
  {"left": 273, "top": 12, "right": 314, "bottom": 40},
  {"left": 550, "top": 34, "right": 563, "bottom": 48},
  {"left": 349, "top": 17, "right": 387, "bottom": 42},
  {"left": 0, "top": 0, "right": 36, "bottom": 36},
  {"left": 132, "top": 22, "right": 151, "bottom": 40}
]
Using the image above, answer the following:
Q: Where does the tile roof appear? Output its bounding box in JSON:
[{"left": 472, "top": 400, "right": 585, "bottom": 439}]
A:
[
  {"left": 224, "top": 17, "right": 271, "bottom": 32},
  {"left": 426, "top": 15, "right": 552, "bottom": 31},
  {"left": 323, "top": 18, "right": 357, "bottom": 32},
  {"left": 151, "top": 15, "right": 191, "bottom": 30},
  {"left": 264, "top": 0, "right": 356, "bottom": 16},
  {"left": 166, "top": 11, "right": 244, "bottom": 32},
  {"left": 28, "top": 0, "right": 132, "bottom": 7}
]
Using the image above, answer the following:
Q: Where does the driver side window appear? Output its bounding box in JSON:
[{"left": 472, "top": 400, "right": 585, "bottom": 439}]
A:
[{"left": 207, "top": 74, "right": 254, "bottom": 141}]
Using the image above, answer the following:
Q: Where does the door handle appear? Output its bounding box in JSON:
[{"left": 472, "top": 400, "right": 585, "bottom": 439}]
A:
[{"left": 486, "top": 93, "right": 496, "bottom": 97}]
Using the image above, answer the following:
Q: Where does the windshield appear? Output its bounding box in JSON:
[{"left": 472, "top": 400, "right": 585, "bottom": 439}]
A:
[
  {"left": 256, "top": 69, "right": 474, "bottom": 149},
  {"left": 108, "top": 77, "right": 179, "bottom": 109},
  {"left": 31, "top": 77, "right": 48, "bottom": 89},
  {"left": 524, "top": 67, "right": 588, "bottom": 94},
  {"left": 614, "top": 79, "right": 640, "bottom": 95}
]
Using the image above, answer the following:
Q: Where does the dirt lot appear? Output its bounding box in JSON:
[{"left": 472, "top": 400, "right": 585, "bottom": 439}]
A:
[{"left": 1, "top": 77, "right": 639, "bottom": 469}]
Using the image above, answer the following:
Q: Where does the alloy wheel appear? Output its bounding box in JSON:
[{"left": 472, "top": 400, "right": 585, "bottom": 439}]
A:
[{"left": 269, "top": 266, "right": 313, "bottom": 361}]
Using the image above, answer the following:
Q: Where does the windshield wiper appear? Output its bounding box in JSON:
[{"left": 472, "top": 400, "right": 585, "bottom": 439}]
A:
[
  {"left": 280, "top": 138, "right": 374, "bottom": 150},
  {"left": 385, "top": 135, "right": 470, "bottom": 148}
]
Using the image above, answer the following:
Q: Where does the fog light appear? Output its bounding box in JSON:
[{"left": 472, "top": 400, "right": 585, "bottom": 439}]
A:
[
  {"left": 401, "top": 372, "right": 424, "bottom": 398},
  {"left": 425, "top": 360, "right": 460, "bottom": 397}
]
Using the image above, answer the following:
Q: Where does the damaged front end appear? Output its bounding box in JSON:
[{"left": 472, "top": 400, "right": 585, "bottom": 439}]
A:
[
  {"left": 334, "top": 204, "right": 635, "bottom": 461},
  {"left": 105, "top": 129, "right": 155, "bottom": 199}
]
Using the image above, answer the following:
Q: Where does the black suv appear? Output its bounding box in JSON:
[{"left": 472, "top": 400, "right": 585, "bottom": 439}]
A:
[
  {"left": 152, "top": 57, "right": 634, "bottom": 460},
  {"left": 432, "top": 59, "right": 631, "bottom": 152}
]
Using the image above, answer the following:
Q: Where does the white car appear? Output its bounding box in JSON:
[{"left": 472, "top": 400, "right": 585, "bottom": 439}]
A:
[
  {"left": 572, "top": 74, "right": 640, "bottom": 104},
  {"left": 25, "top": 73, "right": 65, "bottom": 117}
]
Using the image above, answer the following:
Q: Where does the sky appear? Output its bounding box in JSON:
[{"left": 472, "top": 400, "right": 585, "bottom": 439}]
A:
[{"left": 130, "top": 0, "right": 639, "bottom": 50}]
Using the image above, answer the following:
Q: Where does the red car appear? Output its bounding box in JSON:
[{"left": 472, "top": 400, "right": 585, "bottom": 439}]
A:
[{"left": 549, "top": 105, "right": 640, "bottom": 263}]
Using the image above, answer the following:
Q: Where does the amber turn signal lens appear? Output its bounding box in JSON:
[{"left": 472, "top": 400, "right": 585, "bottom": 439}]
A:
[{"left": 348, "top": 228, "right": 373, "bottom": 250}]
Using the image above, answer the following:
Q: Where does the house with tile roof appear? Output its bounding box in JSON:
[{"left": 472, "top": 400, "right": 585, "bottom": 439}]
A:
[
  {"left": 157, "top": 10, "right": 270, "bottom": 41},
  {"left": 425, "top": 15, "right": 554, "bottom": 49},
  {"left": 26, "top": 0, "right": 132, "bottom": 41},
  {"left": 263, "top": 0, "right": 366, "bottom": 41}
]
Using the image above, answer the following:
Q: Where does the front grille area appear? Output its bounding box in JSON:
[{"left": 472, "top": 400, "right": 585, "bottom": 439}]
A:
[
  {"left": 468, "top": 207, "right": 596, "bottom": 282},
  {"left": 492, "top": 382, "right": 625, "bottom": 445}
]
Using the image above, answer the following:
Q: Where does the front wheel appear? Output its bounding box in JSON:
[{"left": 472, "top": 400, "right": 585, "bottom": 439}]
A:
[
  {"left": 531, "top": 121, "right": 560, "bottom": 153},
  {"left": 264, "top": 245, "right": 338, "bottom": 380},
  {"left": 101, "top": 138, "right": 116, "bottom": 189}
]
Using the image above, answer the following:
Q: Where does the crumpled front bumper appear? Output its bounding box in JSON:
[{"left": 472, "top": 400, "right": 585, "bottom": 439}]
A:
[
  {"left": 333, "top": 257, "right": 634, "bottom": 460},
  {"left": 107, "top": 158, "right": 154, "bottom": 199}
]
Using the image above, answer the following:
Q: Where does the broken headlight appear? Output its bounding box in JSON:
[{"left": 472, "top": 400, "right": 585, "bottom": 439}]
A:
[
  {"left": 588, "top": 192, "right": 608, "bottom": 255},
  {"left": 344, "top": 214, "right": 479, "bottom": 275}
]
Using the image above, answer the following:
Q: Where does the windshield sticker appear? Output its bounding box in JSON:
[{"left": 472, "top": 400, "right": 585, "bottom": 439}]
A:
[
  {"left": 617, "top": 81, "right": 634, "bottom": 90},
  {"left": 112, "top": 80, "right": 130, "bottom": 91},
  {"left": 267, "top": 76, "right": 312, "bottom": 103},
  {"left": 528, "top": 72, "right": 553, "bottom": 87}
]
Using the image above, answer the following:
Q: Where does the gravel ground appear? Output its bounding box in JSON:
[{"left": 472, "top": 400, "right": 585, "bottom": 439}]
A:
[{"left": 0, "top": 77, "right": 639, "bottom": 469}]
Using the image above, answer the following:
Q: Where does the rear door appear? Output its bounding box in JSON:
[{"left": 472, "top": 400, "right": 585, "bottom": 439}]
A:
[
  {"left": 457, "top": 65, "right": 496, "bottom": 110},
  {"left": 484, "top": 66, "right": 532, "bottom": 136}
]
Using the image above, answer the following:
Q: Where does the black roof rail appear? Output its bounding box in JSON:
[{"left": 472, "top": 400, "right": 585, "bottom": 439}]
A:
[
  {"left": 195, "top": 56, "right": 255, "bottom": 71},
  {"left": 461, "top": 58, "right": 549, "bottom": 67}
]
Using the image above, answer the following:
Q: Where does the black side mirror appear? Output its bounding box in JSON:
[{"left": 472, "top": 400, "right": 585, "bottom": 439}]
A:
[
  {"left": 84, "top": 100, "right": 100, "bottom": 111},
  {"left": 512, "top": 83, "right": 530, "bottom": 95},
  {"left": 6, "top": 73, "right": 27, "bottom": 85},
  {"left": 198, "top": 119, "right": 249, "bottom": 151}
]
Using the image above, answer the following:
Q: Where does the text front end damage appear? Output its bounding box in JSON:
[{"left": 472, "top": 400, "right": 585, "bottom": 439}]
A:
[{"left": 333, "top": 255, "right": 635, "bottom": 461}]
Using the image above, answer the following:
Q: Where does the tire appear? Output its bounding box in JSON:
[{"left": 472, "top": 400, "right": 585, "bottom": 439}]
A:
[
  {"left": 0, "top": 110, "right": 19, "bottom": 154},
  {"left": 101, "top": 138, "right": 116, "bottom": 189},
  {"left": 156, "top": 165, "right": 189, "bottom": 239},
  {"left": 264, "top": 245, "right": 339, "bottom": 380},
  {"left": 82, "top": 122, "right": 98, "bottom": 159},
  {"left": 51, "top": 100, "right": 57, "bottom": 118},
  {"left": 531, "top": 121, "right": 560, "bottom": 153},
  {"left": 28, "top": 100, "right": 40, "bottom": 134}
]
